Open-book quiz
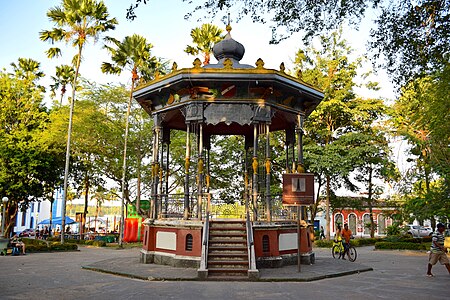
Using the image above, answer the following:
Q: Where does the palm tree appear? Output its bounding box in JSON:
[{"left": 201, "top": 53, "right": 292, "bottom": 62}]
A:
[
  {"left": 40, "top": 0, "right": 117, "bottom": 243},
  {"left": 185, "top": 23, "right": 223, "bottom": 65},
  {"left": 50, "top": 65, "right": 76, "bottom": 105},
  {"left": 10, "top": 58, "right": 45, "bottom": 81},
  {"left": 102, "top": 34, "right": 164, "bottom": 246},
  {"left": 10, "top": 58, "right": 45, "bottom": 91}
]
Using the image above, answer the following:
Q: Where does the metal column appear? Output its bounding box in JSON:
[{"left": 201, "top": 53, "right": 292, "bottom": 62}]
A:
[
  {"left": 265, "top": 123, "right": 271, "bottom": 222},
  {"left": 252, "top": 123, "right": 259, "bottom": 221},
  {"left": 184, "top": 123, "right": 191, "bottom": 219},
  {"left": 197, "top": 123, "right": 204, "bottom": 220}
]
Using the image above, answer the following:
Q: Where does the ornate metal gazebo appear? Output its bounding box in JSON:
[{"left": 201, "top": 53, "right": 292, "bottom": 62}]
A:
[{"left": 133, "top": 26, "right": 324, "bottom": 276}]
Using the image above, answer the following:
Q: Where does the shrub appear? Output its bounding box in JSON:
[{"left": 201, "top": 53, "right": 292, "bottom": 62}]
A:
[
  {"left": 92, "top": 241, "right": 106, "bottom": 247},
  {"left": 26, "top": 244, "right": 50, "bottom": 252},
  {"left": 314, "top": 240, "right": 333, "bottom": 248},
  {"left": 386, "top": 225, "right": 401, "bottom": 236},
  {"left": 350, "top": 238, "right": 382, "bottom": 247},
  {"left": 49, "top": 242, "right": 78, "bottom": 251},
  {"left": 22, "top": 238, "right": 47, "bottom": 246},
  {"left": 375, "top": 242, "right": 428, "bottom": 250}
]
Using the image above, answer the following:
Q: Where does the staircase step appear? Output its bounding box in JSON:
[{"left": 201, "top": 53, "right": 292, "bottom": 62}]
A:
[
  {"left": 208, "top": 253, "right": 248, "bottom": 258},
  {"left": 209, "top": 239, "right": 246, "bottom": 244},
  {"left": 209, "top": 227, "right": 246, "bottom": 231},
  {"left": 208, "top": 267, "right": 248, "bottom": 274},
  {"left": 209, "top": 245, "right": 247, "bottom": 251},
  {"left": 210, "top": 233, "right": 247, "bottom": 237},
  {"left": 208, "top": 260, "right": 248, "bottom": 266}
]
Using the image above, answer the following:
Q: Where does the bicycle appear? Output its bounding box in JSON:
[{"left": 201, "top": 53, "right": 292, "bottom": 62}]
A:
[{"left": 332, "top": 239, "right": 357, "bottom": 262}]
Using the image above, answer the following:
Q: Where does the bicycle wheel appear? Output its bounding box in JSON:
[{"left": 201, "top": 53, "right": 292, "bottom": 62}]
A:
[
  {"left": 332, "top": 245, "right": 341, "bottom": 259},
  {"left": 348, "top": 246, "right": 357, "bottom": 262}
]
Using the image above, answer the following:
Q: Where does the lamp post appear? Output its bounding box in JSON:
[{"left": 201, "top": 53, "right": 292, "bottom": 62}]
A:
[{"left": 1, "top": 197, "right": 8, "bottom": 237}]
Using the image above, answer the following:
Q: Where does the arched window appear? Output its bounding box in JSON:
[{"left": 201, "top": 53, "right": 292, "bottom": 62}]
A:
[
  {"left": 363, "top": 214, "right": 371, "bottom": 235},
  {"left": 185, "top": 234, "right": 193, "bottom": 251},
  {"left": 378, "top": 214, "right": 386, "bottom": 235},
  {"left": 262, "top": 235, "right": 270, "bottom": 253},
  {"left": 335, "top": 213, "right": 343, "bottom": 229},
  {"left": 348, "top": 214, "right": 357, "bottom": 233}
]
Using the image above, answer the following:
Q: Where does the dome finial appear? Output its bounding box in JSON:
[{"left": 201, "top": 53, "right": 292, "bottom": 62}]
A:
[{"left": 226, "top": 12, "right": 232, "bottom": 33}]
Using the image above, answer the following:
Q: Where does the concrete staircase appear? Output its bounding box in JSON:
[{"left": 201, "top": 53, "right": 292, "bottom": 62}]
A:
[{"left": 207, "top": 220, "right": 249, "bottom": 279}]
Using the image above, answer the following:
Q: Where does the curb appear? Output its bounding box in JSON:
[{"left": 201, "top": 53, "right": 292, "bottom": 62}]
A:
[{"left": 81, "top": 265, "right": 373, "bottom": 282}]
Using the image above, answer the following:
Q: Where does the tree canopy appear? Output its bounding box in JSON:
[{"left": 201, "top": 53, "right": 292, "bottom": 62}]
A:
[{"left": 128, "top": 0, "right": 450, "bottom": 85}]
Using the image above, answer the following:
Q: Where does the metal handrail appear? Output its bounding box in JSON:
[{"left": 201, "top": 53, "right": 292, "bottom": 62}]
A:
[
  {"left": 199, "top": 211, "right": 210, "bottom": 271},
  {"left": 246, "top": 211, "right": 257, "bottom": 272}
]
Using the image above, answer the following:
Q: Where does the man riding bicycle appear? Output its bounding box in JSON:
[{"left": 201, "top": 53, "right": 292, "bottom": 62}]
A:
[{"left": 341, "top": 223, "right": 353, "bottom": 260}]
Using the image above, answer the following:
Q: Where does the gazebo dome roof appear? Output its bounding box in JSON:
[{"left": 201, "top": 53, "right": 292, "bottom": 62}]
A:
[{"left": 207, "top": 25, "right": 253, "bottom": 69}]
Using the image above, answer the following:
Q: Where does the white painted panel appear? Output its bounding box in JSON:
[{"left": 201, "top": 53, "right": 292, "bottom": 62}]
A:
[
  {"left": 279, "top": 233, "right": 297, "bottom": 251},
  {"left": 156, "top": 231, "right": 177, "bottom": 250}
]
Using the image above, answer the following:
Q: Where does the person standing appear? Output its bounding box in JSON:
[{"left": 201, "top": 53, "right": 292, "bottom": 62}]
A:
[
  {"left": 427, "top": 223, "right": 450, "bottom": 277},
  {"left": 320, "top": 226, "right": 325, "bottom": 240}
]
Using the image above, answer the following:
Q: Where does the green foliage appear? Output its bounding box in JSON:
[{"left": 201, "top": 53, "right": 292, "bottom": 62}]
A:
[
  {"left": 184, "top": 23, "right": 223, "bottom": 65},
  {"left": 82, "top": 240, "right": 108, "bottom": 247},
  {"left": 294, "top": 29, "right": 389, "bottom": 235},
  {"left": 22, "top": 238, "right": 78, "bottom": 252},
  {"left": 391, "top": 67, "right": 450, "bottom": 221},
  {"left": 370, "top": 1, "right": 450, "bottom": 84},
  {"left": 0, "top": 68, "right": 66, "bottom": 237},
  {"left": 314, "top": 238, "right": 381, "bottom": 248},
  {"left": 383, "top": 235, "right": 432, "bottom": 244},
  {"left": 49, "top": 242, "right": 78, "bottom": 251},
  {"left": 386, "top": 225, "right": 401, "bottom": 236},
  {"left": 350, "top": 238, "right": 382, "bottom": 247},
  {"left": 375, "top": 242, "right": 428, "bottom": 251},
  {"left": 314, "top": 239, "right": 333, "bottom": 248}
]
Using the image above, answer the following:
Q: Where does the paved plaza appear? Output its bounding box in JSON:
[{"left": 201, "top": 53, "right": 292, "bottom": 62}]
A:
[{"left": 0, "top": 245, "right": 448, "bottom": 300}]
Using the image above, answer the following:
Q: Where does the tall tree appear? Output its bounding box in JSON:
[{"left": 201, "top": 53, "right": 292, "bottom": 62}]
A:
[
  {"left": 10, "top": 58, "right": 45, "bottom": 82},
  {"left": 370, "top": 1, "right": 450, "bottom": 84},
  {"left": 391, "top": 68, "right": 450, "bottom": 225},
  {"left": 296, "top": 29, "right": 384, "bottom": 239},
  {"left": 101, "top": 34, "right": 163, "bottom": 245},
  {"left": 50, "top": 64, "right": 76, "bottom": 105},
  {"left": 0, "top": 68, "right": 64, "bottom": 237},
  {"left": 184, "top": 23, "right": 223, "bottom": 65},
  {"left": 40, "top": 0, "right": 117, "bottom": 243}
]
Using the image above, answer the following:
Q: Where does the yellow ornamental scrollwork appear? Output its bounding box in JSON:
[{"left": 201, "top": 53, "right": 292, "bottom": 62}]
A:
[
  {"left": 171, "top": 62, "right": 178, "bottom": 72},
  {"left": 265, "top": 158, "right": 271, "bottom": 174},
  {"left": 185, "top": 157, "right": 190, "bottom": 174},
  {"left": 193, "top": 58, "right": 202, "bottom": 69},
  {"left": 198, "top": 158, "right": 204, "bottom": 174},
  {"left": 154, "top": 163, "right": 160, "bottom": 177},
  {"left": 255, "top": 58, "right": 265, "bottom": 69},
  {"left": 206, "top": 174, "right": 210, "bottom": 188},
  {"left": 297, "top": 164, "right": 305, "bottom": 173},
  {"left": 252, "top": 157, "right": 258, "bottom": 174},
  {"left": 223, "top": 58, "right": 233, "bottom": 69}
]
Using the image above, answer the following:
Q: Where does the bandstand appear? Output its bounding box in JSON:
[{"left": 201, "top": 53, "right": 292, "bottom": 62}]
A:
[{"left": 133, "top": 26, "right": 324, "bottom": 279}]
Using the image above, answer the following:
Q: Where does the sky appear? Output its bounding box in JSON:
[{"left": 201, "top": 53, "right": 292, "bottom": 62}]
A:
[
  {"left": 0, "top": 0, "right": 395, "bottom": 101},
  {"left": 0, "top": 1, "right": 405, "bottom": 198}
]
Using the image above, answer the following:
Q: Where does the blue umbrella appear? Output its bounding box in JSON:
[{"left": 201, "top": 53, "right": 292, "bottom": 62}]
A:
[{"left": 38, "top": 216, "right": 76, "bottom": 225}]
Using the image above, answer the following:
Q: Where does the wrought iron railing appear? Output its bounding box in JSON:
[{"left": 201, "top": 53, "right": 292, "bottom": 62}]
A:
[{"left": 148, "top": 193, "right": 297, "bottom": 221}]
